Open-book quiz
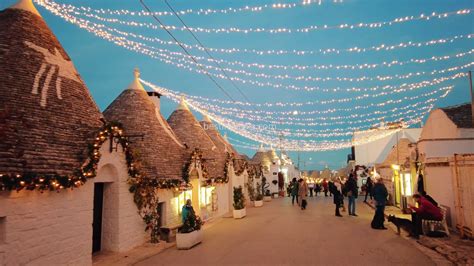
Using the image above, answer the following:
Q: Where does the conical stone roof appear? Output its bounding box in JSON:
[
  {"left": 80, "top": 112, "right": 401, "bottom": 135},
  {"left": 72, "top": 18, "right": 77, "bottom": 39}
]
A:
[
  {"left": 251, "top": 148, "right": 272, "bottom": 167},
  {"left": 199, "top": 115, "right": 230, "bottom": 179},
  {"left": 103, "top": 70, "right": 186, "bottom": 180},
  {"left": 0, "top": 3, "right": 103, "bottom": 175},
  {"left": 167, "top": 100, "right": 223, "bottom": 179}
]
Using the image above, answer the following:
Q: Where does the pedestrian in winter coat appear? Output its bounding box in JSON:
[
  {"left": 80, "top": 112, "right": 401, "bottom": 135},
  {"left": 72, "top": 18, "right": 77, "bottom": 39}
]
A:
[
  {"left": 298, "top": 179, "right": 308, "bottom": 210},
  {"left": 290, "top": 178, "right": 299, "bottom": 205},
  {"left": 371, "top": 178, "right": 388, "bottom": 229},
  {"left": 345, "top": 174, "right": 358, "bottom": 216},
  {"left": 332, "top": 180, "right": 343, "bottom": 217},
  {"left": 322, "top": 179, "right": 329, "bottom": 197},
  {"left": 364, "top": 177, "right": 374, "bottom": 202}
]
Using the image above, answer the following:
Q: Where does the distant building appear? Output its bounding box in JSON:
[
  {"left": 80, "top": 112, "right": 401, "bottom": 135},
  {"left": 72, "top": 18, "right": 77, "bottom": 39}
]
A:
[{"left": 353, "top": 128, "right": 421, "bottom": 166}]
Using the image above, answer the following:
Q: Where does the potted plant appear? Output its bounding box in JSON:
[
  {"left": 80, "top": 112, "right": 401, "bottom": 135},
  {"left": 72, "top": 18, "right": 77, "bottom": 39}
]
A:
[
  {"left": 176, "top": 204, "right": 203, "bottom": 249},
  {"left": 233, "top": 186, "right": 246, "bottom": 219},
  {"left": 254, "top": 182, "right": 264, "bottom": 207},
  {"left": 263, "top": 189, "right": 272, "bottom": 202}
]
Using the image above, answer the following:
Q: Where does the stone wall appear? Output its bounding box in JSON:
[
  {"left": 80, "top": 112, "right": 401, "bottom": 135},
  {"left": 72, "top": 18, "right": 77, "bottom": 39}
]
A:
[
  {"left": 0, "top": 140, "right": 147, "bottom": 265},
  {"left": 0, "top": 179, "right": 94, "bottom": 265}
]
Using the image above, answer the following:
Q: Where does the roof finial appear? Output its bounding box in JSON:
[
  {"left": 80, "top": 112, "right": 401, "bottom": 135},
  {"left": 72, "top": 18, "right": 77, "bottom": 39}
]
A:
[
  {"left": 202, "top": 114, "right": 212, "bottom": 123},
  {"left": 11, "top": 0, "right": 41, "bottom": 17},
  {"left": 177, "top": 95, "right": 189, "bottom": 111},
  {"left": 134, "top": 67, "right": 140, "bottom": 79},
  {"left": 257, "top": 143, "right": 265, "bottom": 152},
  {"left": 223, "top": 133, "right": 229, "bottom": 142},
  {"left": 126, "top": 67, "right": 145, "bottom": 91}
]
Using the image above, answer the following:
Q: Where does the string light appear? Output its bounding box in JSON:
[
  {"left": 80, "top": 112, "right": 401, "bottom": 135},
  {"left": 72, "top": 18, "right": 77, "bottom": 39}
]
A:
[
  {"left": 186, "top": 87, "right": 451, "bottom": 126},
  {"left": 32, "top": 0, "right": 465, "bottom": 151},
  {"left": 35, "top": 0, "right": 342, "bottom": 18},
  {"left": 141, "top": 80, "right": 444, "bottom": 143},
  {"left": 37, "top": 1, "right": 474, "bottom": 74},
  {"left": 36, "top": 2, "right": 471, "bottom": 96},
  {"left": 161, "top": 83, "right": 453, "bottom": 111},
  {"left": 46, "top": 1, "right": 472, "bottom": 34},
  {"left": 48, "top": 11, "right": 472, "bottom": 56}
]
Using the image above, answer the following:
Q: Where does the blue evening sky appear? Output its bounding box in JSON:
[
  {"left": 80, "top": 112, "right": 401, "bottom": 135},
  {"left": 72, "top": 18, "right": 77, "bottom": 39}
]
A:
[{"left": 2, "top": 0, "right": 473, "bottom": 170}]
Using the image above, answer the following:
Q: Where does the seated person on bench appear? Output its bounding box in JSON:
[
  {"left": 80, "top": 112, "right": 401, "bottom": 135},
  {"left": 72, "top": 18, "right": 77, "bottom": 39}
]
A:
[{"left": 408, "top": 194, "right": 442, "bottom": 238}]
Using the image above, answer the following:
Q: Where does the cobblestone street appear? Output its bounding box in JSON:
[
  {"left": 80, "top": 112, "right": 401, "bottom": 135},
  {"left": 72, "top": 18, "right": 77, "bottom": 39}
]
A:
[{"left": 137, "top": 196, "right": 436, "bottom": 266}]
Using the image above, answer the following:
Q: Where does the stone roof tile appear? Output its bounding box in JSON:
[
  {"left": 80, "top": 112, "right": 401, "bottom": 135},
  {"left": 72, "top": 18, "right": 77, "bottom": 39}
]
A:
[{"left": 0, "top": 7, "right": 103, "bottom": 175}]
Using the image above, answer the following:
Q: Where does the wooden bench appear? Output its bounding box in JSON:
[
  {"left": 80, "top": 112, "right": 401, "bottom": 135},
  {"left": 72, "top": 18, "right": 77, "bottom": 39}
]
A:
[{"left": 422, "top": 206, "right": 450, "bottom": 236}]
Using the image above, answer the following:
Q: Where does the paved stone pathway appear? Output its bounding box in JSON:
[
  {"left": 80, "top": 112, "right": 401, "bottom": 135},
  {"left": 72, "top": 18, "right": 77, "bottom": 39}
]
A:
[{"left": 136, "top": 196, "right": 435, "bottom": 266}]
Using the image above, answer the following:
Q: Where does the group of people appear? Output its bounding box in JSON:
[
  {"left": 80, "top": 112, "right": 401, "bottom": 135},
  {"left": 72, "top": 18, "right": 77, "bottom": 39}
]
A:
[
  {"left": 289, "top": 178, "right": 309, "bottom": 210},
  {"left": 369, "top": 175, "right": 443, "bottom": 238},
  {"left": 330, "top": 171, "right": 359, "bottom": 217}
]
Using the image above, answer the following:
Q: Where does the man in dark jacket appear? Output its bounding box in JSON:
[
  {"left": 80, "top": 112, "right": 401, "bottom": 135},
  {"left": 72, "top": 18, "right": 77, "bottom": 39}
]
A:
[
  {"left": 345, "top": 174, "right": 358, "bottom": 216},
  {"left": 364, "top": 177, "right": 374, "bottom": 202},
  {"left": 290, "top": 178, "right": 299, "bottom": 205},
  {"left": 371, "top": 178, "right": 388, "bottom": 229}
]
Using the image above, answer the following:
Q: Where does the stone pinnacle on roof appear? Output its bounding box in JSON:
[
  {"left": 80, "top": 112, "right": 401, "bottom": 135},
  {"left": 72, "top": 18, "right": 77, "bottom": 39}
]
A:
[
  {"left": 257, "top": 143, "right": 265, "bottom": 152},
  {"left": 202, "top": 114, "right": 212, "bottom": 123},
  {"left": 177, "top": 95, "right": 190, "bottom": 111},
  {"left": 11, "top": 0, "right": 40, "bottom": 17},
  {"left": 126, "top": 67, "right": 145, "bottom": 91}
]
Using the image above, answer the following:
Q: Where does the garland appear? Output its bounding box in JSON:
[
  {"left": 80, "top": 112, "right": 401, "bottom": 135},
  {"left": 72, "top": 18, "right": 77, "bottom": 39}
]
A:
[
  {"left": 0, "top": 122, "right": 125, "bottom": 192},
  {"left": 182, "top": 148, "right": 208, "bottom": 183},
  {"left": 214, "top": 152, "right": 232, "bottom": 184}
]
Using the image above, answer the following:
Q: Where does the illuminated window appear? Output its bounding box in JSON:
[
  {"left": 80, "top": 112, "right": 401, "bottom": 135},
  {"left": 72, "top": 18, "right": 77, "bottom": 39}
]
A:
[
  {"left": 200, "top": 187, "right": 215, "bottom": 207},
  {"left": 403, "top": 173, "right": 413, "bottom": 196}
]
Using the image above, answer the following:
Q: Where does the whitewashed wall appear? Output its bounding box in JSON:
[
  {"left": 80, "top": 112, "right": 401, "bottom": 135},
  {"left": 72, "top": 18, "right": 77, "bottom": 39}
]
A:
[
  {"left": 424, "top": 164, "right": 456, "bottom": 226},
  {"left": 95, "top": 141, "right": 147, "bottom": 252},
  {"left": 0, "top": 139, "right": 146, "bottom": 265}
]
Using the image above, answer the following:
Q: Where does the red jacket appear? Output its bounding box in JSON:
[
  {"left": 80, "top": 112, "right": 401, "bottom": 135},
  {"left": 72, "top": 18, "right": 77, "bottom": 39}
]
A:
[{"left": 412, "top": 196, "right": 442, "bottom": 220}]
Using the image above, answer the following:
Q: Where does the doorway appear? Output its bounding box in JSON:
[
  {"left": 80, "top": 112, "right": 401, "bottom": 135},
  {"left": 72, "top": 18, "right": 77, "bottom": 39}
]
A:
[{"left": 92, "top": 183, "right": 104, "bottom": 253}]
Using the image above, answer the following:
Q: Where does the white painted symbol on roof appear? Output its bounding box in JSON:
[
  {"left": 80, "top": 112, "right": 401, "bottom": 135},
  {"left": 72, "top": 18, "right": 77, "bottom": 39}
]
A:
[{"left": 24, "top": 41, "right": 80, "bottom": 107}]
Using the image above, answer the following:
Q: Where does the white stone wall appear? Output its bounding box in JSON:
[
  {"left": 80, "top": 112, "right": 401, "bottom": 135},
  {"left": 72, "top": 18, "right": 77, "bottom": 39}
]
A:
[
  {"left": 157, "top": 189, "right": 181, "bottom": 227},
  {"left": 0, "top": 181, "right": 94, "bottom": 265},
  {"left": 95, "top": 141, "right": 148, "bottom": 252},
  {"left": 424, "top": 165, "right": 456, "bottom": 226},
  {"left": 215, "top": 183, "right": 230, "bottom": 217},
  {"left": 0, "top": 140, "right": 147, "bottom": 265}
]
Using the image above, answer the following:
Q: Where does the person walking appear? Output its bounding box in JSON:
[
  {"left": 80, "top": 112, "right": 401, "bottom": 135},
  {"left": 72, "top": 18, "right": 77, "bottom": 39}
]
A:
[
  {"left": 322, "top": 179, "right": 329, "bottom": 197},
  {"left": 332, "top": 179, "right": 343, "bottom": 217},
  {"left": 308, "top": 182, "right": 314, "bottom": 197},
  {"left": 364, "top": 177, "right": 374, "bottom": 203},
  {"left": 290, "top": 178, "right": 299, "bottom": 205},
  {"left": 371, "top": 178, "right": 388, "bottom": 229},
  {"left": 346, "top": 174, "right": 358, "bottom": 216},
  {"left": 298, "top": 178, "right": 308, "bottom": 210}
]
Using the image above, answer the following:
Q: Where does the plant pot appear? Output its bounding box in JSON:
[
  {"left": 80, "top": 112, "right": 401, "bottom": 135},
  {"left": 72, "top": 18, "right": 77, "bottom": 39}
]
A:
[
  {"left": 233, "top": 208, "right": 246, "bottom": 219},
  {"left": 263, "top": 196, "right": 272, "bottom": 202},
  {"left": 176, "top": 229, "right": 203, "bottom": 250},
  {"left": 254, "top": 200, "right": 263, "bottom": 207}
]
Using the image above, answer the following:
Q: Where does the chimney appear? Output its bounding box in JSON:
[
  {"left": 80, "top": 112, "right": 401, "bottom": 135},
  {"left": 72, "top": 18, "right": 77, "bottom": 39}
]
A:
[{"left": 147, "top": 91, "right": 162, "bottom": 111}]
